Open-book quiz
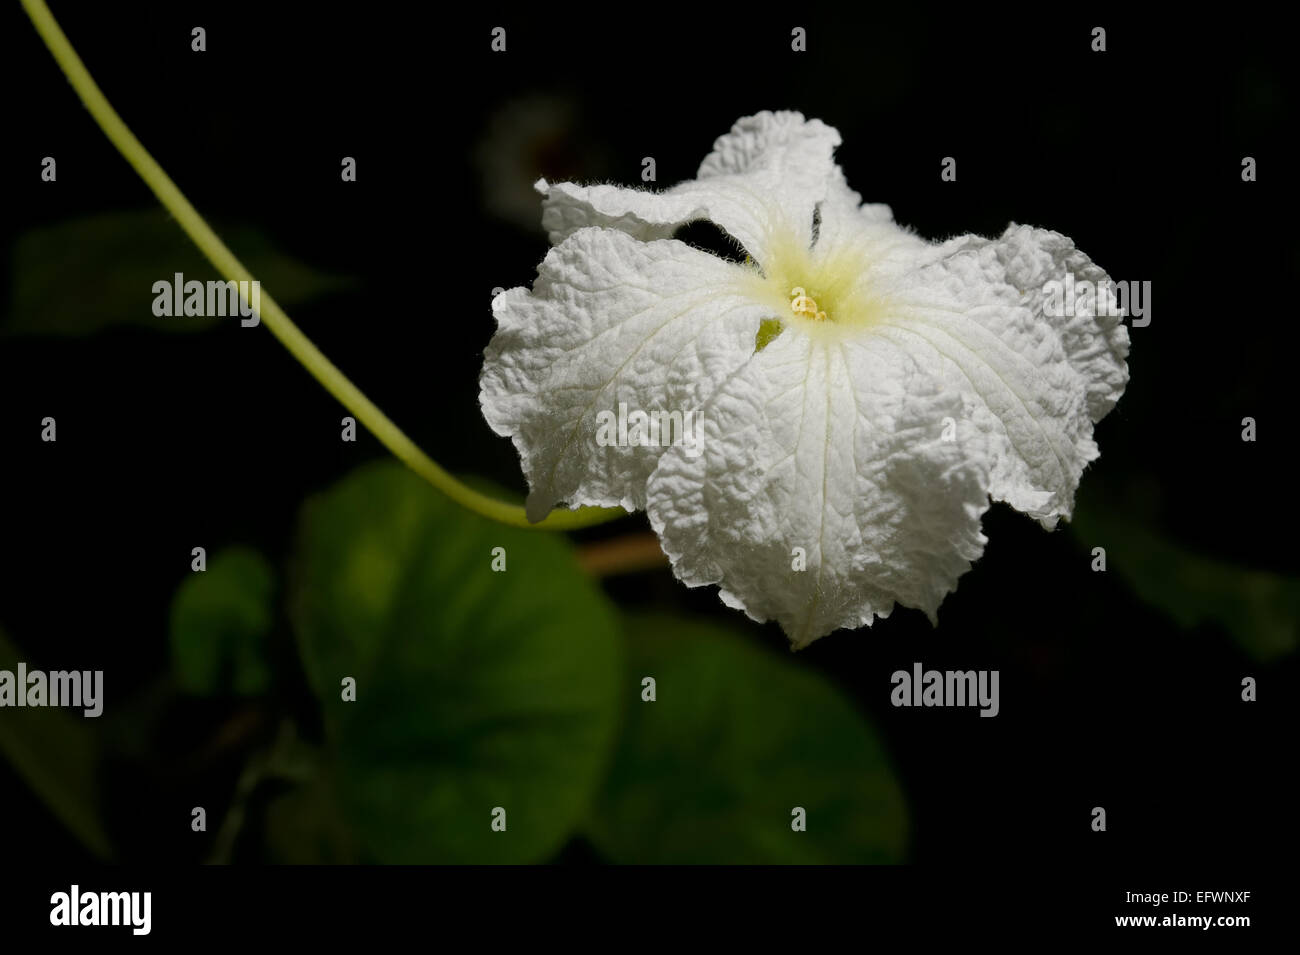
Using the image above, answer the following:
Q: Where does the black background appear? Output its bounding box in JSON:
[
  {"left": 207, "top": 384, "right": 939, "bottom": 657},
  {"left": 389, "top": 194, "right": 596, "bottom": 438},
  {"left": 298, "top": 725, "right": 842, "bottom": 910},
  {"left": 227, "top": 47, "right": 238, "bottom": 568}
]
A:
[{"left": 2, "top": 0, "right": 1295, "bottom": 883}]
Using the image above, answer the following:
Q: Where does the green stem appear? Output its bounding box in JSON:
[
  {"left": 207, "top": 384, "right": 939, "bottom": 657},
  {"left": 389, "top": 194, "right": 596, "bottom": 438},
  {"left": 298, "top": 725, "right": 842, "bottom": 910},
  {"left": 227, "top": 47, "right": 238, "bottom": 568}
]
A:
[{"left": 19, "top": 0, "right": 623, "bottom": 532}]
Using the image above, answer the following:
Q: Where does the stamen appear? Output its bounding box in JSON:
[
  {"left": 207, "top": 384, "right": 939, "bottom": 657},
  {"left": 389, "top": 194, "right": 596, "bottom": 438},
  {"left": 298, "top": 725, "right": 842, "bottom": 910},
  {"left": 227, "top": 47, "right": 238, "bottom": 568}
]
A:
[{"left": 789, "top": 287, "right": 827, "bottom": 322}]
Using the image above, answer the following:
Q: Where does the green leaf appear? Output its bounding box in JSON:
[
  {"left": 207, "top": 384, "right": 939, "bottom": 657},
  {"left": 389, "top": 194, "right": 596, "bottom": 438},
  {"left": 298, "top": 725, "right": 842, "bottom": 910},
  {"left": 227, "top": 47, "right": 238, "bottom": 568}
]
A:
[
  {"left": 0, "top": 626, "right": 112, "bottom": 858},
  {"left": 289, "top": 461, "right": 622, "bottom": 863},
  {"left": 587, "top": 614, "right": 908, "bottom": 864},
  {"left": 263, "top": 768, "right": 359, "bottom": 865},
  {"left": 169, "top": 546, "right": 276, "bottom": 696},
  {"left": 6, "top": 209, "right": 356, "bottom": 337},
  {"left": 1073, "top": 505, "right": 1299, "bottom": 662},
  {"left": 236, "top": 730, "right": 358, "bottom": 865}
]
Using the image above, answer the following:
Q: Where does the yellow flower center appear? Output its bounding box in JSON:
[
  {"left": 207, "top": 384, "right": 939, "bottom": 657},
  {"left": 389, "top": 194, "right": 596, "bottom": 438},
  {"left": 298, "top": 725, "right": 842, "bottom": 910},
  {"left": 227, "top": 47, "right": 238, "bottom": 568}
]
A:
[
  {"left": 735, "top": 227, "right": 892, "bottom": 347},
  {"left": 789, "top": 287, "right": 827, "bottom": 322}
]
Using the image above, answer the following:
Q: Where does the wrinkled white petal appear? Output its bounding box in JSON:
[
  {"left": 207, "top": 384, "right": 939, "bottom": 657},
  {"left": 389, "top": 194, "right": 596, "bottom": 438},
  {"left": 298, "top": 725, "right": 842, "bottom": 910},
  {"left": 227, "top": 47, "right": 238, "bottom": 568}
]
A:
[
  {"left": 865, "top": 226, "right": 1129, "bottom": 527},
  {"left": 538, "top": 111, "right": 841, "bottom": 267},
  {"left": 985, "top": 225, "right": 1131, "bottom": 422},
  {"left": 480, "top": 227, "right": 770, "bottom": 522},
  {"left": 814, "top": 166, "right": 902, "bottom": 252},
  {"left": 647, "top": 328, "right": 990, "bottom": 648}
]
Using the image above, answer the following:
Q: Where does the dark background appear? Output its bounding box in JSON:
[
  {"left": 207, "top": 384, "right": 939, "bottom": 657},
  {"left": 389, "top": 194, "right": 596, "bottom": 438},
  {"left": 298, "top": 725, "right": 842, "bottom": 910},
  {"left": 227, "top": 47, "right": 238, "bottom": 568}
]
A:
[{"left": 1, "top": 1, "right": 1295, "bottom": 870}]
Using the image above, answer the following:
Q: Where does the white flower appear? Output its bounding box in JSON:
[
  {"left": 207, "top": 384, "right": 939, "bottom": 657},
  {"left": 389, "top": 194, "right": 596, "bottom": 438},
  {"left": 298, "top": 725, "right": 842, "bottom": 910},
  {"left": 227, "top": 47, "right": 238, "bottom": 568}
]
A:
[{"left": 481, "top": 111, "right": 1130, "bottom": 648}]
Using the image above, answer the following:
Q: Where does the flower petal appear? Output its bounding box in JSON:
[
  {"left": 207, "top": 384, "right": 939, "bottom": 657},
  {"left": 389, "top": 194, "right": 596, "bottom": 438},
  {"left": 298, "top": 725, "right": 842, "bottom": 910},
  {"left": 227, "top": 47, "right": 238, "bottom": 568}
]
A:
[
  {"left": 988, "top": 225, "right": 1131, "bottom": 422},
  {"left": 814, "top": 167, "right": 902, "bottom": 253},
  {"left": 859, "top": 226, "right": 1129, "bottom": 527},
  {"left": 538, "top": 111, "right": 842, "bottom": 267},
  {"left": 481, "top": 227, "right": 773, "bottom": 522},
  {"left": 646, "top": 328, "right": 990, "bottom": 648}
]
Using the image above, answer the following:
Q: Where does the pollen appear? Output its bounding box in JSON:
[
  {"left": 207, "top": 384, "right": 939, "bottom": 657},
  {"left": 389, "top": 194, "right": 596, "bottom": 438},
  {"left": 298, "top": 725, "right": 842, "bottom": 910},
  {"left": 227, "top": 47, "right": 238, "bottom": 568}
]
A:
[{"left": 789, "top": 287, "right": 827, "bottom": 322}]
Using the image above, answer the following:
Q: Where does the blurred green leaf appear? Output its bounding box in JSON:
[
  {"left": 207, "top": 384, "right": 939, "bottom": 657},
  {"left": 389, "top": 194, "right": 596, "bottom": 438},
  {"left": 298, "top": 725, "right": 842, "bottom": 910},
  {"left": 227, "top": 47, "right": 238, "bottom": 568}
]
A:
[
  {"left": 290, "top": 461, "right": 622, "bottom": 863},
  {"left": 263, "top": 768, "right": 359, "bottom": 865},
  {"left": 0, "top": 626, "right": 112, "bottom": 858},
  {"left": 586, "top": 614, "right": 908, "bottom": 864},
  {"left": 1073, "top": 505, "right": 1299, "bottom": 662},
  {"left": 6, "top": 209, "right": 356, "bottom": 337},
  {"left": 224, "top": 728, "right": 357, "bottom": 865},
  {"left": 169, "top": 546, "right": 276, "bottom": 696}
]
